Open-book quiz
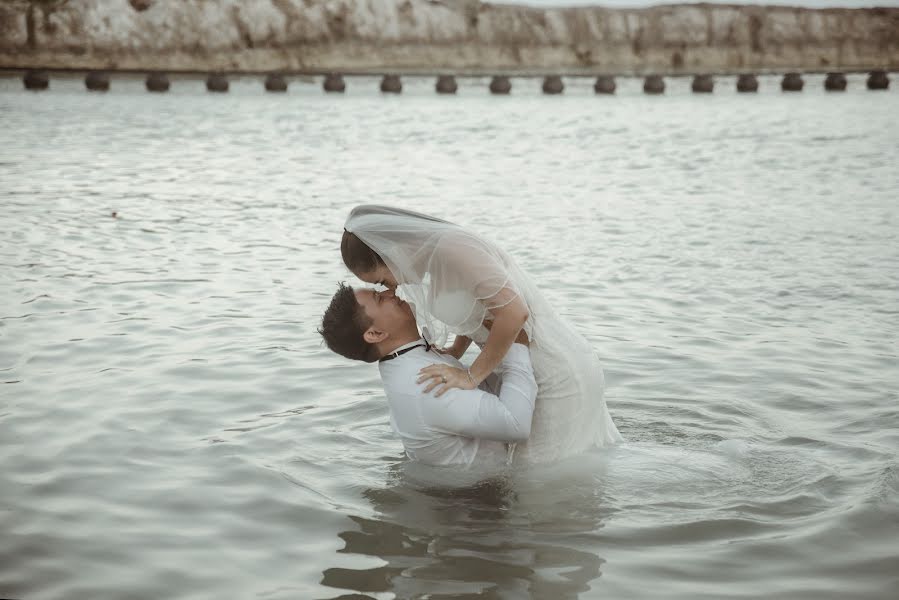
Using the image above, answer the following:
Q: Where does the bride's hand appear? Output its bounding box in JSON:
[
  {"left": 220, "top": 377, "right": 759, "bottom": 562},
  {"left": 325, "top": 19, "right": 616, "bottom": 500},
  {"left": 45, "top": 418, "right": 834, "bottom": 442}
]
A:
[{"left": 416, "top": 365, "right": 476, "bottom": 397}]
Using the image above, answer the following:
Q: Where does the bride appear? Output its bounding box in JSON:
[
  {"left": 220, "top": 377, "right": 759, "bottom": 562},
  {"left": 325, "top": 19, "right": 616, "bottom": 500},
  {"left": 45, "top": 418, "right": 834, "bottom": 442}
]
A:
[{"left": 342, "top": 205, "right": 622, "bottom": 463}]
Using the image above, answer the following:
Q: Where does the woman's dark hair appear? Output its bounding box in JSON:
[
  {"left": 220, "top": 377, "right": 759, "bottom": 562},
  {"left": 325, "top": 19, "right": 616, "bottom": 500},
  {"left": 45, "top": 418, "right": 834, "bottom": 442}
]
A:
[
  {"left": 341, "top": 230, "right": 384, "bottom": 274},
  {"left": 318, "top": 282, "right": 380, "bottom": 363}
]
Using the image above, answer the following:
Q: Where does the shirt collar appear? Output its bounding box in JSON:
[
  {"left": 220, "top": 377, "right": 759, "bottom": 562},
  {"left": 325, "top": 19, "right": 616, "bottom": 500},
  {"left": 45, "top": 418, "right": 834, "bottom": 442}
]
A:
[{"left": 386, "top": 338, "right": 428, "bottom": 355}]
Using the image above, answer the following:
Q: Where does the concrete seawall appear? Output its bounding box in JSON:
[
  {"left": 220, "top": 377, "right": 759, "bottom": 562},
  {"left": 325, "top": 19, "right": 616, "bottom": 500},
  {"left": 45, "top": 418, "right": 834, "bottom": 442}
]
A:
[{"left": 1, "top": 0, "right": 897, "bottom": 75}]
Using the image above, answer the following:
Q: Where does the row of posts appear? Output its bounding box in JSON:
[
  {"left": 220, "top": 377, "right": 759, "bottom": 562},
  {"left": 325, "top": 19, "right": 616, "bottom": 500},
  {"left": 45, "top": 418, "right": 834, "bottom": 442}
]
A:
[{"left": 19, "top": 70, "right": 892, "bottom": 93}]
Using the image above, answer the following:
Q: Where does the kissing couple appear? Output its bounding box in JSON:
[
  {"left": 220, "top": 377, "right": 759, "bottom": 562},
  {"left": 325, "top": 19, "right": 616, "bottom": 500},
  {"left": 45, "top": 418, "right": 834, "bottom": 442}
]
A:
[{"left": 320, "top": 205, "right": 622, "bottom": 467}]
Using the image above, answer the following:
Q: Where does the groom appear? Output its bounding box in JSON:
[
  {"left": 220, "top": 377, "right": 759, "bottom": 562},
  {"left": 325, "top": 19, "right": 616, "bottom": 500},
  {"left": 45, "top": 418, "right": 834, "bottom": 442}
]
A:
[{"left": 319, "top": 283, "right": 537, "bottom": 467}]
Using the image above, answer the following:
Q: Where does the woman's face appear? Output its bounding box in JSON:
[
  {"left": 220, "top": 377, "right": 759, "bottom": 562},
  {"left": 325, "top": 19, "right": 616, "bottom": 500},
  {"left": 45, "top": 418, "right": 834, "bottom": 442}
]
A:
[{"left": 356, "top": 263, "right": 398, "bottom": 291}]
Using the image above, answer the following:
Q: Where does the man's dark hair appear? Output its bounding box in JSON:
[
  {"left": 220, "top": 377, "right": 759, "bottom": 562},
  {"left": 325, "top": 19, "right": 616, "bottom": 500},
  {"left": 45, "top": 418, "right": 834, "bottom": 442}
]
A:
[
  {"left": 318, "top": 282, "right": 380, "bottom": 363},
  {"left": 341, "top": 230, "right": 384, "bottom": 274}
]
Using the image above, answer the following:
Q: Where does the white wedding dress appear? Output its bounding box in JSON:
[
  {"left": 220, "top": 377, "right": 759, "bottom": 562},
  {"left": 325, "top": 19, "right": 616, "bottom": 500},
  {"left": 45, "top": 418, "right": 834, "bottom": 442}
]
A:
[
  {"left": 344, "top": 205, "right": 623, "bottom": 465},
  {"left": 434, "top": 293, "right": 623, "bottom": 465}
]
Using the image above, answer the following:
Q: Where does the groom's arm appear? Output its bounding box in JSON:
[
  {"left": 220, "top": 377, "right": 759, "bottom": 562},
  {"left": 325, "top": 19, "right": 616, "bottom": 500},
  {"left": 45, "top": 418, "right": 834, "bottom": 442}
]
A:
[{"left": 421, "top": 343, "right": 537, "bottom": 442}]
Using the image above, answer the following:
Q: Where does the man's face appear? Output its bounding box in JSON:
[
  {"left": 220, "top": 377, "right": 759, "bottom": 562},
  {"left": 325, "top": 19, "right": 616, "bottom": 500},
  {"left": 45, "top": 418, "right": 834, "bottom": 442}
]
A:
[{"left": 355, "top": 287, "right": 415, "bottom": 339}]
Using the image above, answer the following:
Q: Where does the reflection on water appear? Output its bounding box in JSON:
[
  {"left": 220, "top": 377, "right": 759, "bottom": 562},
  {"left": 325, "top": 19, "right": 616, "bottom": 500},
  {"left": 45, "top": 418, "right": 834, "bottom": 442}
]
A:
[
  {"left": 317, "top": 438, "right": 880, "bottom": 598},
  {"left": 324, "top": 464, "right": 607, "bottom": 599}
]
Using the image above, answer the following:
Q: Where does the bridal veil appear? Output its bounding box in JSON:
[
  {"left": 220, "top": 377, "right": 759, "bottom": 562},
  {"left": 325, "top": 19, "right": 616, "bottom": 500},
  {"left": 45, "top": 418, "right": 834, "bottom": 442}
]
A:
[{"left": 344, "top": 205, "right": 534, "bottom": 348}]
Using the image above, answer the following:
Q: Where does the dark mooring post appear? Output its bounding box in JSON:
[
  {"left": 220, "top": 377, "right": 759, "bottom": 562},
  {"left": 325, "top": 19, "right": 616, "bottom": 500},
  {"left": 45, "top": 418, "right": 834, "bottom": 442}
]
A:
[
  {"left": 824, "top": 72, "right": 847, "bottom": 91},
  {"left": 265, "top": 73, "right": 288, "bottom": 92},
  {"left": 867, "top": 70, "right": 890, "bottom": 90},
  {"left": 736, "top": 74, "right": 759, "bottom": 93},
  {"left": 643, "top": 75, "right": 665, "bottom": 94},
  {"left": 542, "top": 75, "right": 564, "bottom": 95},
  {"left": 23, "top": 71, "right": 49, "bottom": 90},
  {"left": 489, "top": 76, "right": 512, "bottom": 95},
  {"left": 691, "top": 74, "right": 714, "bottom": 93},
  {"left": 146, "top": 73, "right": 170, "bottom": 92},
  {"left": 85, "top": 71, "right": 110, "bottom": 91},
  {"left": 206, "top": 73, "right": 229, "bottom": 93},
  {"left": 781, "top": 72, "right": 804, "bottom": 92},
  {"left": 594, "top": 75, "right": 616, "bottom": 94},
  {"left": 436, "top": 75, "right": 458, "bottom": 94},
  {"left": 380, "top": 75, "right": 402, "bottom": 94},
  {"left": 323, "top": 73, "right": 346, "bottom": 93}
]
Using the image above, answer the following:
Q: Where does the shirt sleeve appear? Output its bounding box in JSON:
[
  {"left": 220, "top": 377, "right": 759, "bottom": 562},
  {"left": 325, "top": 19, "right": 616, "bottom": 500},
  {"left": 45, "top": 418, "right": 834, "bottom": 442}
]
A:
[{"left": 421, "top": 344, "right": 538, "bottom": 442}]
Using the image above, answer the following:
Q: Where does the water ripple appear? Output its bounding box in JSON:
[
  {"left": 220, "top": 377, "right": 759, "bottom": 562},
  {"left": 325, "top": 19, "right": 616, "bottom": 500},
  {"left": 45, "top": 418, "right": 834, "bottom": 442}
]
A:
[{"left": 1, "top": 73, "right": 897, "bottom": 599}]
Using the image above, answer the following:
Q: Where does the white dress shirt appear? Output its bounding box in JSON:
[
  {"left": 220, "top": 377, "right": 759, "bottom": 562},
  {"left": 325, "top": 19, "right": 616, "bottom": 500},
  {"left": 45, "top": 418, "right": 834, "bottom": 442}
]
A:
[{"left": 378, "top": 341, "right": 538, "bottom": 467}]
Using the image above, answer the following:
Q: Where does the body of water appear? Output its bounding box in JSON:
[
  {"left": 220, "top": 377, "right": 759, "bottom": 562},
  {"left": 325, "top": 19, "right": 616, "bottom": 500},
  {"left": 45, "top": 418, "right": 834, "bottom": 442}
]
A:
[{"left": 1, "top": 73, "right": 898, "bottom": 599}]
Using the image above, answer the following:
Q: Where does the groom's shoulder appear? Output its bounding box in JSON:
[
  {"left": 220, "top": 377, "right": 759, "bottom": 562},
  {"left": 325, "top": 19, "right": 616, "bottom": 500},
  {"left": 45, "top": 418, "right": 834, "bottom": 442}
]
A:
[{"left": 378, "top": 355, "right": 420, "bottom": 377}]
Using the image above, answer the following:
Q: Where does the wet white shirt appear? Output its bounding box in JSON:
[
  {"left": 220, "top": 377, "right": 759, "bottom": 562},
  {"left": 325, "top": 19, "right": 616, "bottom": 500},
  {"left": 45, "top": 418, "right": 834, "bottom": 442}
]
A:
[{"left": 378, "top": 341, "right": 537, "bottom": 467}]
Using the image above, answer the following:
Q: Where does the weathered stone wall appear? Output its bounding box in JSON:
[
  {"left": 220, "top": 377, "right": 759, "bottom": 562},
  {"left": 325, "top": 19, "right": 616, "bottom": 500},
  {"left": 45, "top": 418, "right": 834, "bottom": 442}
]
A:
[{"left": 1, "top": 0, "right": 897, "bottom": 73}]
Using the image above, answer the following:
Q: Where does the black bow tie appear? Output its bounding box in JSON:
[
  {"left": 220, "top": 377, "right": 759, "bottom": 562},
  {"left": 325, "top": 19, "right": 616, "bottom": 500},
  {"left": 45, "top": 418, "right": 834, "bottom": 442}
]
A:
[{"left": 379, "top": 341, "right": 431, "bottom": 362}]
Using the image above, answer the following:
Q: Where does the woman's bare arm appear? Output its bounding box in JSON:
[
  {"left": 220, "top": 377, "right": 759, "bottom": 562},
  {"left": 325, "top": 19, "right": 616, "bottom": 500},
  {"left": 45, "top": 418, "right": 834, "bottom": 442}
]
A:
[{"left": 467, "top": 294, "right": 529, "bottom": 385}]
